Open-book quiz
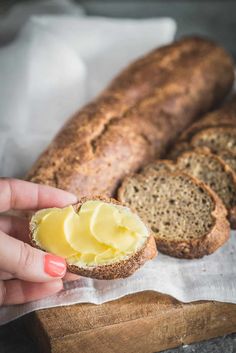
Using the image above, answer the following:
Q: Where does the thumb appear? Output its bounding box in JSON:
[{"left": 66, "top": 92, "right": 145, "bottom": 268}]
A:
[{"left": 0, "top": 231, "right": 66, "bottom": 282}]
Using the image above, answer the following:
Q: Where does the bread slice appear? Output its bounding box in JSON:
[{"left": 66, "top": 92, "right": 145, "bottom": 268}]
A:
[
  {"left": 178, "top": 96, "right": 236, "bottom": 142},
  {"left": 217, "top": 149, "right": 236, "bottom": 174},
  {"left": 30, "top": 196, "right": 157, "bottom": 280},
  {"left": 118, "top": 171, "right": 229, "bottom": 259},
  {"left": 142, "top": 159, "right": 175, "bottom": 175},
  {"left": 175, "top": 149, "right": 236, "bottom": 228},
  {"left": 191, "top": 127, "right": 236, "bottom": 154}
]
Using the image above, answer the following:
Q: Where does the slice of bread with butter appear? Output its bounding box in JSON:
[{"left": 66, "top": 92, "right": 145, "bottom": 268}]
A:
[{"left": 30, "top": 197, "right": 157, "bottom": 280}]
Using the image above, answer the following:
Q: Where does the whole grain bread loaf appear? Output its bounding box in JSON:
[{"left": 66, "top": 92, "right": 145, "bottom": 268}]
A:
[
  {"left": 118, "top": 171, "right": 229, "bottom": 259},
  {"left": 26, "top": 37, "right": 234, "bottom": 198}
]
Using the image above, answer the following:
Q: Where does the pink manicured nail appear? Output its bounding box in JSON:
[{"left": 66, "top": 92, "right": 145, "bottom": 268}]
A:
[{"left": 44, "top": 254, "right": 66, "bottom": 277}]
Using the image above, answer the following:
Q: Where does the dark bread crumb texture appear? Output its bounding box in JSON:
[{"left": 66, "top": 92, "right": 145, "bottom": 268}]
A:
[
  {"left": 118, "top": 171, "right": 229, "bottom": 259},
  {"left": 176, "top": 150, "right": 236, "bottom": 211},
  {"left": 191, "top": 127, "right": 236, "bottom": 154}
]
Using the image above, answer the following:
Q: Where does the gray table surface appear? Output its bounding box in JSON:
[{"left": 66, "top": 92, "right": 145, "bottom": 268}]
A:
[{"left": 1, "top": 1, "right": 236, "bottom": 352}]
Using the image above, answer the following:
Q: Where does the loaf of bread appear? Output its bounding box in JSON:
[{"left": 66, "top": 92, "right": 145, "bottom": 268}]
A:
[{"left": 26, "top": 37, "right": 234, "bottom": 198}]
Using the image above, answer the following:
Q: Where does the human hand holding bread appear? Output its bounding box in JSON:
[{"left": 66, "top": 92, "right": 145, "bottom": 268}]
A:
[
  {"left": 1, "top": 36, "right": 236, "bottom": 305},
  {"left": 0, "top": 178, "right": 79, "bottom": 306}
]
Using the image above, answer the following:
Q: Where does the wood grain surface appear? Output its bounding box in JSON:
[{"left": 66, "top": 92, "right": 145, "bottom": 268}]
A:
[{"left": 24, "top": 291, "right": 236, "bottom": 353}]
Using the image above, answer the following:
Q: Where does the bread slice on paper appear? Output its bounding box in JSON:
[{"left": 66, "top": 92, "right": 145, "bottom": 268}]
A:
[
  {"left": 30, "top": 197, "right": 157, "bottom": 280},
  {"left": 118, "top": 171, "right": 229, "bottom": 259}
]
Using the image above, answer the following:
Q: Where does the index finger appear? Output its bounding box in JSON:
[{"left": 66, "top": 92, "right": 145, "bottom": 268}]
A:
[{"left": 0, "top": 178, "right": 77, "bottom": 212}]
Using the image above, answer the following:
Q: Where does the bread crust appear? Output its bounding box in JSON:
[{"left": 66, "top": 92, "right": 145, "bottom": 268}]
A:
[
  {"left": 26, "top": 37, "right": 234, "bottom": 199},
  {"left": 141, "top": 159, "right": 176, "bottom": 175},
  {"left": 30, "top": 196, "right": 157, "bottom": 280},
  {"left": 68, "top": 235, "right": 157, "bottom": 280},
  {"left": 118, "top": 170, "right": 230, "bottom": 259},
  {"left": 177, "top": 95, "right": 236, "bottom": 143}
]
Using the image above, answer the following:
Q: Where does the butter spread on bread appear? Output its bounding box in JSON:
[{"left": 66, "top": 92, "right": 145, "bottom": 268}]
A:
[{"left": 30, "top": 197, "right": 157, "bottom": 279}]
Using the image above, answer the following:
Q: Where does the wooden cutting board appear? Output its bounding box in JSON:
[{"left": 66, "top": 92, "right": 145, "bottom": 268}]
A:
[{"left": 24, "top": 291, "right": 236, "bottom": 353}]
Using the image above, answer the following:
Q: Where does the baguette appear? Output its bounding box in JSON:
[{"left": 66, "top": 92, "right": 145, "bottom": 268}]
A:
[
  {"left": 26, "top": 37, "right": 234, "bottom": 198},
  {"left": 30, "top": 196, "right": 157, "bottom": 280}
]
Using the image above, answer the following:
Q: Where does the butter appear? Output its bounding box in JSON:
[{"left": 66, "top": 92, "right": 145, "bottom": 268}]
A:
[{"left": 33, "top": 200, "right": 148, "bottom": 267}]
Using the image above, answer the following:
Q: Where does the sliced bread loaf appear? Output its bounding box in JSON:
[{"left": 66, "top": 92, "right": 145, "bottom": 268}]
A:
[
  {"left": 118, "top": 171, "right": 229, "bottom": 259},
  {"left": 30, "top": 197, "right": 157, "bottom": 280},
  {"left": 26, "top": 37, "right": 234, "bottom": 199},
  {"left": 176, "top": 149, "right": 236, "bottom": 227},
  {"left": 178, "top": 96, "right": 236, "bottom": 142},
  {"left": 191, "top": 127, "right": 236, "bottom": 153}
]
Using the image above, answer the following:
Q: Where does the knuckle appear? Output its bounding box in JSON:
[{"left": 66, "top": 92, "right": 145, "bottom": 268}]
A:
[
  {"left": 0, "top": 281, "right": 6, "bottom": 306},
  {"left": 16, "top": 242, "right": 35, "bottom": 275}
]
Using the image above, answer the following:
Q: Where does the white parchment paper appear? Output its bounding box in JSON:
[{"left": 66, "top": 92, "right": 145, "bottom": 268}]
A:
[{"left": 0, "top": 5, "right": 235, "bottom": 326}]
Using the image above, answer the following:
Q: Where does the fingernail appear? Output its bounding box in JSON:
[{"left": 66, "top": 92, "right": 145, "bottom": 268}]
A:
[
  {"left": 44, "top": 254, "right": 66, "bottom": 277},
  {"left": 66, "top": 193, "right": 78, "bottom": 204}
]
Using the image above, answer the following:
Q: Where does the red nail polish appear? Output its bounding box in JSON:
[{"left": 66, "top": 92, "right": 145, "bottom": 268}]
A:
[{"left": 44, "top": 254, "right": 66, "bottom": 277}]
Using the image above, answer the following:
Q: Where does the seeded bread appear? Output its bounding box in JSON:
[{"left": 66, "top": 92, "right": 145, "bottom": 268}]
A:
[
  {"left": 191, "top": 127, "right": 236, "bottom": 154},
  {"left": 177, "top": 96, "right": 236, "bottom": 143},
  {"left": 217, "top": 149, "right": 236, "bottom": 173},
  {"left": 175, "top": 149, "right": 236, "bottom": 228},
  {"left": 30, "top": 196, "right": 157, "bottom": 280},
  {"left": 26, "top": 37, "right": 234, "bottom": 199},
  {"left": 118, "top": 172, "right": 229, "bottom": 259},
  {"left": 142, "top": 159, "right": 175, "bottom": 175}
]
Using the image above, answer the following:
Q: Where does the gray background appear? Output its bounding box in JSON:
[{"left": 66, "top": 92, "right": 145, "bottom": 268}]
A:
[{"left": 1, "top": 1, "right": 236, "bottom": 352}]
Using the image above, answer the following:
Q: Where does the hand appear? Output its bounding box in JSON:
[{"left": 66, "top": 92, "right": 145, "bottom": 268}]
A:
[{"left": 0, "top": 178, "right": 78, "bottom": 306}]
